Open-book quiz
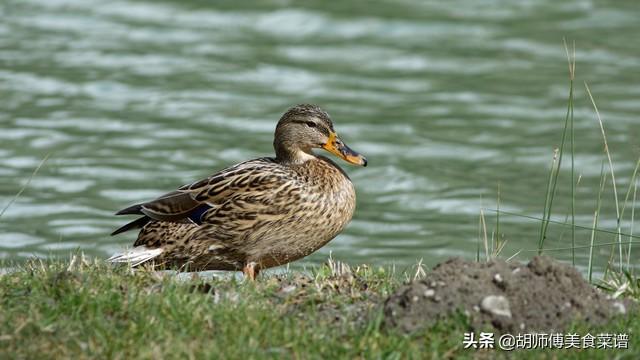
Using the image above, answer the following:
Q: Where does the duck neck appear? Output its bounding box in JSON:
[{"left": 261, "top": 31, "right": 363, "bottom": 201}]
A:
[{"left": 274, "top": 141, "right": 316, "bottom": 164}]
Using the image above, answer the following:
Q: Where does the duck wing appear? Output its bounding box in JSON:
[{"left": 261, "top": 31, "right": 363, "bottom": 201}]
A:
[{"left": 111, "top": 157, "right": 285, "bottom": 235}]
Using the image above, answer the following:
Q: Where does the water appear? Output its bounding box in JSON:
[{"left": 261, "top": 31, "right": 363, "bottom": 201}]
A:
[{"left": 1, "top": 0, "right": 639, "bottom": 273}]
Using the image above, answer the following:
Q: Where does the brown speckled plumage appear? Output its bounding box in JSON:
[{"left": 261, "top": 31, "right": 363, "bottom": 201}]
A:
[{"left": 109, "top": 104, "right": 367, "bottom": 279}]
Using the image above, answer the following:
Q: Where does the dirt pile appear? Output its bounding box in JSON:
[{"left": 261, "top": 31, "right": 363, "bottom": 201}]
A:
[{"left": 383, "top": 256, "right": 634, "bottom": 333}]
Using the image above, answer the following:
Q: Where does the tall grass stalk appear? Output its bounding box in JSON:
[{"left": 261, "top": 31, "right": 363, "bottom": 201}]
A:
[
  {"left": 476, "top": 209, "right": 481, "bottom": 262},
  {"left": 588, "top": 213, "right": 598, "bottom": 283},
  {"left": 538, "top": 148, "right": 560, "bottom": 253},
  {"left": 615, "top": 158, "right": 640, "bottom": 271},
  {"left": 602, "top": 159, "right": 640, "bottom": 277},
  {"left": 628, "top": 178, "right": 637, "bottom": 270},
  {"left": 564, "top": 39, "right": 577, "bottom": 266},
  {"left": 589, "top": 163, "right": 607, "bottom": 283},
  {"left": 480, "top": 208, "right": 489, "bottom": 261},
  {"left": 537, "top": 43, "right": 576, "bottom": 254},
  {"left": 557, "top": 175, "right": 582, "bottom": 256},
  {"left": 476, "top": 210, "right": 481, "bottom": 262},
  {"left": 0, "top": 154, "right": 50, "bottom": 219},
  {"left": 585, "top": 83, "right": 623, "bottom": 272},
  {"left": 618, "top": 157, "right": 640, "bottom": 221},
  {"left": 495, "top": 183, "right": 501, "bottom": 256}
]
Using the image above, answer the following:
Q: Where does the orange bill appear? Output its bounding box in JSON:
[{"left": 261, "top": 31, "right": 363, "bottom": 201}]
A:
[{"left": 322, "top": 132, "right": 368, "bottom": 166}]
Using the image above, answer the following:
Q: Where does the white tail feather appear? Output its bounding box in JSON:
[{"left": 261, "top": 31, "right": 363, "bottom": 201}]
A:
[{"left": 108, "top": 247, "right": 163, "bottom": 267}]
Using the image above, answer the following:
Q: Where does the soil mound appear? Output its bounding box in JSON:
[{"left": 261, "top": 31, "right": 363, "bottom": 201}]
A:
[{"left": 383, "top": 256, "right": 634, "bottom": 333}]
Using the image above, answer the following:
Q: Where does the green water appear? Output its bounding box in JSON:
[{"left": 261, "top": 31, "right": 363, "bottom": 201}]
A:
[{"left": 1, "top": 0, "right": 639, "bottom": 272}]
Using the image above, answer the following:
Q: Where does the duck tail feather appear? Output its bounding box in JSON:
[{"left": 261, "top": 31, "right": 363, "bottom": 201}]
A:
[
  {"left": 107, "top": 247, "right": 163, "bottom": 267},
  {"left": 115, "top": 203, "right": 144, "bottom": 215},
  {"left": 111, "top": 216, "right": 150, "bottom": 236}
]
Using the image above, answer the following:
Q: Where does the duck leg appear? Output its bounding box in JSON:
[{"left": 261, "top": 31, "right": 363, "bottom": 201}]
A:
[{"left": 242, "top": 262, "right": 259, "bottom": 281}]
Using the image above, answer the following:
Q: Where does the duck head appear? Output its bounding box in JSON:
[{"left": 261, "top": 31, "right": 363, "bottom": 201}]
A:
[{"left": 274, "top": 104, "right": 368, "bottom": 166}]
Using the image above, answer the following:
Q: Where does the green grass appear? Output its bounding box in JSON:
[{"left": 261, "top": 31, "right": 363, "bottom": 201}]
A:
[
  {"left": 0, "top": 257, "right": 429, "bottom": 359},
  {"left": 538, "top": 39, "right": 575, "bottom": 256},
  {"left": 0, "top": 256, "right": 639, "bottom": 359},
  {"left": 493, "top": 40, "right": 640, "bottom": 287}
]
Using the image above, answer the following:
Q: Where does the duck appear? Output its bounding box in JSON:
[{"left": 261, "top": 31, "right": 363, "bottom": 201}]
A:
[{"left": 109, "top": 104, "right": 367, "bottom": 280}]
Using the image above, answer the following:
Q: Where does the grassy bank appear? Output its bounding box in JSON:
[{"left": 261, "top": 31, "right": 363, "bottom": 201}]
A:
[{"left": 0, "top": 256, "right": 638, "bottom": 359}]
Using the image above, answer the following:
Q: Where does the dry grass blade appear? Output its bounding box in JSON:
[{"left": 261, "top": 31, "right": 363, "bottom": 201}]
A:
[
  {"left": 563, "top": 38, "right": 577, "bottom": 265},
  {"left": 495, "top": 183, "right": 501, "bottom": 255},
  {"left": 538, "top": 147, "right": 560, "bottom": 253},
  {"left": 589, "top": 166, "right": 607, "bottom": 282},
  {"left": 563, "top": 38, "right": 576, "bottom": 80},
  {"left": 412, "top": 258, "right": 426, "bottom": 281},
  {"left": 0, "top": 153, "right": 50, "bottom": 219},
  {"left": 584, "top": 82, "right": 623, "bottom": 273},
  {"left": 480, "top": 208, "right": 489, "bottom": 261},
  {"left": 588, "top": 212, "right": 598, "bottom": 283},
  {"left": 476, "top": 207, "right": 482, "bottom": 262},
  {"left": 506, "top": 250, "right": 521, "bottom": 262},
  {"left": 628, "top": 178, "right": 637, "bottom": 270}
]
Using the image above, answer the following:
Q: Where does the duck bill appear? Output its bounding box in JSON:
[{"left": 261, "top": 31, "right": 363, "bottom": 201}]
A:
[{"left": 322, "top": 132, "right": 368, "bottom": 166}]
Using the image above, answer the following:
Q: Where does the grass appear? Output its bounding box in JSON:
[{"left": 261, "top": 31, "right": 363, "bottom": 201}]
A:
[
  {"left": 588, "top": 163, "right": 606, "bottom": 282},
  {"left": 0, "top": 256, "right": 448, "bottom": 359},
  {"left": 629, "top": 178, "right": 637, "bottom": 269},
  {"left": 538, "top": 39, "right": 576, "bottom": 256},
  {"left": 585, "top": 82, "right": 623, "bottom": 274},
  {"left": 1, "top": 255, "right": 639, "bottom": 359},
  {"left": 492, "top": 40, "right": 640, "bottom": 289}
]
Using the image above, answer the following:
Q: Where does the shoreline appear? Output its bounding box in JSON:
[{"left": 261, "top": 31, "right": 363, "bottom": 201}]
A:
[{"left": 1, "top": 254, "right": 637, "bottom": 358}]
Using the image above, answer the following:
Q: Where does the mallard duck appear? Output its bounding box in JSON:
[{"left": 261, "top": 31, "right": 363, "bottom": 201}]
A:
[{"left": 109, "top": 104, "right": 367, "bottom": 280}]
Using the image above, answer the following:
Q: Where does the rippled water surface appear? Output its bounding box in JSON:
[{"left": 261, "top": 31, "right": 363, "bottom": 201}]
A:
[{"left": 1, "top": 0, "right": 639, "bottom": 272}]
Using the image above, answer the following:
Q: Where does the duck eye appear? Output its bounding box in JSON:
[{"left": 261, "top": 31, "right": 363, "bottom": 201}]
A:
[{"left": 305, "top": 121, "right": 317, "bottom": 128}]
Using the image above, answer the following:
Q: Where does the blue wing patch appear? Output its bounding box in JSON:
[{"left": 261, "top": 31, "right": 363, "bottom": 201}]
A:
[{"left": 188, "top": 204, "right": 212, "bottom": 225}]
